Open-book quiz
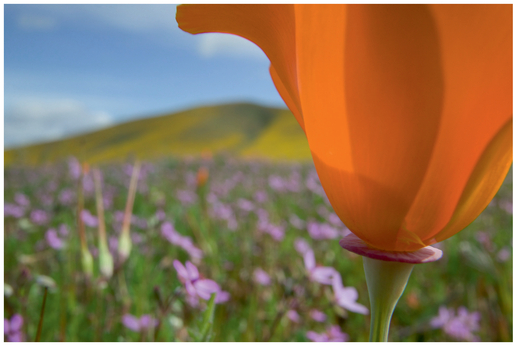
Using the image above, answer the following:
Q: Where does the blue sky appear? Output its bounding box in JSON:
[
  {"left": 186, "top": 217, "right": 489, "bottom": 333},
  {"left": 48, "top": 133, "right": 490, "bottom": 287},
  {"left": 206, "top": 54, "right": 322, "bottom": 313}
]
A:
[{"left": 4, "top": 4, "right": 285, "bottom": 148}]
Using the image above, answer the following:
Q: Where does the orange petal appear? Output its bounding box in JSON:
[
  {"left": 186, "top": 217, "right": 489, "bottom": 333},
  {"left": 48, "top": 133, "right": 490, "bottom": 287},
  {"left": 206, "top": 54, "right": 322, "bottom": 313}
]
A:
[
  {"left": 270, "top": 64, "right": 304, "bottom": 132},
  {"left": 300, "top": 5, "right": 443, "bottom": 250},
  {"left": 404, "top": 4, "right": 512, "bottom": 241},
  {"left": 431, "top": 119, "right": 513, "bottom": 243},
  {"left": 176, "top": 4, "right": 303, "bottom": 130}
]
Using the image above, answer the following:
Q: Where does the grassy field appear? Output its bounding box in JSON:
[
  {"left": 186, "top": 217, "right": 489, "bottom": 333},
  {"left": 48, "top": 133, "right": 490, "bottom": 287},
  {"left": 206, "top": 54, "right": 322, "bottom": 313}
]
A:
[{"left": 4, "top": 156, "right": 512, "bottom": 342}]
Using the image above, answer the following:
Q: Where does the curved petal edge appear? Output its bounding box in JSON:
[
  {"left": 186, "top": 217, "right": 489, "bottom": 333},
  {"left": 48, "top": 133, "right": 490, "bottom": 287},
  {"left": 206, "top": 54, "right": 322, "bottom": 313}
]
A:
[{"left": 339, "top": 233, "right": 443, "bottom": 264}]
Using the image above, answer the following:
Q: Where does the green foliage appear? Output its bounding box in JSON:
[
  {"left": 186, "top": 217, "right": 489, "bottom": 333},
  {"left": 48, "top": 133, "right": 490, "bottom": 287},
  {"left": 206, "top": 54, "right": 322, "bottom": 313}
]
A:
[{"left": 188, "top": 293, "right": 217, "bottom": 342}]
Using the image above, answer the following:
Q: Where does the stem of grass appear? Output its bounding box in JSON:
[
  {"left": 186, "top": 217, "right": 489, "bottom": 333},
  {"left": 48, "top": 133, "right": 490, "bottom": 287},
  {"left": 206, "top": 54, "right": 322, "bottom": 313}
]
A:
[{"left": 35, "top": 287, "right": 48, "bottom": 342}]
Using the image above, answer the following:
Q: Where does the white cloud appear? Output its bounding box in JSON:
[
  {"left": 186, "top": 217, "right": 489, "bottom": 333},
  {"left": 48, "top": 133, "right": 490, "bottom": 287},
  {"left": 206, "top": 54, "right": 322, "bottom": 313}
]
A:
[
  {"left": 22, "top": 4, "right": 178, "bottom": 34},
  {"left": 80, "top": 4, "right": 178, "bottom": 33},
  {"left": 17, "top": 13, "right": 57, "bottom": 31},
  {"left": 4, "top": 98, "right": 114, "bottom": 148},
  {"left": 198, "top": 33, "right": 266, "bottom": 59}
]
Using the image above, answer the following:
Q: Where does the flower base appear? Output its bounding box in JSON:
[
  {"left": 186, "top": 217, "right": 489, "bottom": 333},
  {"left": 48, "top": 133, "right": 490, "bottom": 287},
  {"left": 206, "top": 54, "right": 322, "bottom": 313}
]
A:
[{"left": 339, "top": 233, "right": 442, "bottom": 341}]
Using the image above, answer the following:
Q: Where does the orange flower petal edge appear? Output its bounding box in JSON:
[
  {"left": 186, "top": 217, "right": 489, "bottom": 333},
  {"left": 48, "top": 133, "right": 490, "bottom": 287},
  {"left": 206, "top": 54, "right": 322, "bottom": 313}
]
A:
[{"left": 176, "top": 4, "right": 513, "bottom": 252}]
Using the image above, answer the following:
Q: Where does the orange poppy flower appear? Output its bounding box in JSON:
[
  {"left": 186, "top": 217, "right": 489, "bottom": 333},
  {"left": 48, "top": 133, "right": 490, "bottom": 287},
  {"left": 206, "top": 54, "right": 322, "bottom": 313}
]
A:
[{"left": 177, "top": 5, "right": 512, "bottom": 252}]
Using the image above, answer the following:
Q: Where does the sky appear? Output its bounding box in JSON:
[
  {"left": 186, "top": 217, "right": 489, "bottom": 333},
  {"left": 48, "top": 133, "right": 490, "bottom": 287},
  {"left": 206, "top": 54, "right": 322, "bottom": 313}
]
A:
[{"left": 4, "top": 4, "right": 286, "bottom": 148}]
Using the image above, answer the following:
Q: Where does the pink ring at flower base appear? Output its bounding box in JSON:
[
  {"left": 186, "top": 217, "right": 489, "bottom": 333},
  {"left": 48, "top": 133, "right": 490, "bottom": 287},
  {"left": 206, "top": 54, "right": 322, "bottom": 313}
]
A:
[{"left": 339, "top": 233, "right": 443, "bottom": 264}]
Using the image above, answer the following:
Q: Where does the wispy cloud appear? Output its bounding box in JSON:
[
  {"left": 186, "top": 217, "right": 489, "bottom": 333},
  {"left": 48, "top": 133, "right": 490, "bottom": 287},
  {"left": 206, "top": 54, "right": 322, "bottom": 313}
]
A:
[
  {"left": 5, "top": 98, "right": 113, "bottom": 148},
  {"left": 197, "top": 33, "right": 266, "bottom": 60},
  {"left": 15, "top": 4, "right": 178, "bottom": 34},
  {"left": 17, "top": 13, "right": 57, "bottom": 31}
]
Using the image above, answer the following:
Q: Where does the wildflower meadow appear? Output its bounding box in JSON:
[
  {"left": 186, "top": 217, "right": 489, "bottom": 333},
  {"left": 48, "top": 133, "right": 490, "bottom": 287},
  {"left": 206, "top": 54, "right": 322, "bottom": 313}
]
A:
[{"left": 4, "top": 156, "right": 512, "bottom": 341}]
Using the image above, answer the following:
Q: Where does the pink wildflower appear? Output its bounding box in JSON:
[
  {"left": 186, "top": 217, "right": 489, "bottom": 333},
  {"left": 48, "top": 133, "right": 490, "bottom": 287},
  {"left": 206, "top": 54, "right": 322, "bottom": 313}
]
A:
[
  {"left": 286, "top": 309, "right": 301, "bottom": 323},
  {"left": 30, "top": 209, "right": 49, "bottom": 225},
  {"left": 306, "top": 325, "right": 348, "bottom": 342},
  {"left": 331, "top": 273, "right": 369, "bottom": 315},
  {"left": 45, "top": 229, "right": 65, "bottom": 250},
  {"left": 122, "top": 314, "right": 158, "bottom": 332},
  {"left": 431, "top": 306, "right": 481, "bottom": 342},
  {"left": 253, "top": 268, "right": 271, "bottom": 286},
  {"left": 14, "top": 193, "right": 30, "bottom": 207},
  {"left": 173, "top": 260, "right": 229, "bottom": 306},
  {"left": 81, "top": 209, "right": 98, "bottom": 228},
  {"left": 237, "top": 198, "right": 255, "bottom": 212},
  {"left": 310, "top": 309, "right": 327, "bottom": 322},
  {"left": 4, "top": 314, "right": 24, "bottom": 342},
  {"left": 4, "top": 204, "right": 24, "bottom": 218},
  {"left": 302, "top": 248, "right": 336, "bottom": 285}
]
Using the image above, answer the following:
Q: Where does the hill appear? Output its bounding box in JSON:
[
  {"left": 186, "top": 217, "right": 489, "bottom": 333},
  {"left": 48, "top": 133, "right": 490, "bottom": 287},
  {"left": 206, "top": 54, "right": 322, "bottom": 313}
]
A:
[{"left": 4, "top": 103, "right": 312, "bottom": 166}]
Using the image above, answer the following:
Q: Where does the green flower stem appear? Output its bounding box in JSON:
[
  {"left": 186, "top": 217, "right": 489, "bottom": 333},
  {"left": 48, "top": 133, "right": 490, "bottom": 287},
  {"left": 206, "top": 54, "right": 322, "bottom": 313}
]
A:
[{"left": 363, "top": 257, "right": 415, "bottom": 342}]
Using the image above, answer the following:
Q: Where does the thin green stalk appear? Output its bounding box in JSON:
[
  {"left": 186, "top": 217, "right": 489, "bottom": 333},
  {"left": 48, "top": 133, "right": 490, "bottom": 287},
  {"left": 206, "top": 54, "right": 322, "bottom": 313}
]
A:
[
  {"left": 35, "top": 287, "right": 48, "bottom": 342},
  {"left": 118, "top": 160, "right": 141, "bottom": 263},
  {"left": 363, "top": 257, "right": 414, "bottom": 342},
  {"left": 93, "top": 167, "right": 113, "bottom": 279}
]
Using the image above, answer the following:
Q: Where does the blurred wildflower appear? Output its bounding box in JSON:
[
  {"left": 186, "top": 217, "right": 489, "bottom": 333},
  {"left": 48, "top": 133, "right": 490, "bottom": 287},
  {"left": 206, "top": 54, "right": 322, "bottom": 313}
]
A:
[
  {"left": 496, "top": 247, "right": 511, "bottom": 262},
  {"left": 109, "top": 236, "right": 119, "bottom": 255},
  {"left": 4, "top": 314, "right": 24, "bottom": 342},
  {"left": 263, "top": 223, "right": 285, "bottom": 241},
  {"left": 122, "top": 314, "right": 158, "bottom": 332},
  {"left": 58, "top": 224, "right": 69, "bottom": 237},
  {"left": 37, "top": 193, "right": 54, "bottom": 206},
  {"left": 328, "top": 213, "right": 344, "bottom": 227},
  {"left": 58, "top": 188, "right": 75, "bottom": 206},
  {"left": 82, "top": 174, "right": 95, "bottom": 196},
  {"left": 253, "top": 268, "right": 272, "bottom": 286},
  {"left": 289, "top": 214, "right": 305, "bottom": 230},
  {"left": 306, "top": 325, "right": 348, "bottom": 342},
  {"left": 237, "top": 198, "right": 255, "bottom": 212},
  {"left": 307, "top": 221, "right": 340, "bottom": 240},
  {"left": 161, "top": 222, "right": 204, "bottom": 260},
  {"left": 254, "top": 190, "right": 268, "bottom": 203},
  {"left": 177, "top": 189, "right": 197, "bottom": 205},
  {"left": 81, "top": 210, "right": 99, "bottom": 228},
  {"left": 306, "top": 171, "right": 325, "bottom": 196},
  {"left": 430, "top": 306, "right": 481, "bottom": 341},
  {"left": 196, "top": 166, "right": 209, "bottom": 188},
  {"left": 4, "top": 204, "right": 24, "bottom": 218},
  {"left": 286, "top": 309, "right": 301, "bottom": 323},
  {"left": 268, "top": 175, "right": 286, "bottom": 192},
  {"left": 68, "top": 156, "right": 81, "bottom": 180},
  {"left": 155, "top": 209, "right": 166, "bottom": 222},
  {"left": 331, "top": 273, "right": 369, "bottom": 314},
  {"left": 294, "top": 238, "right": 311, "bottom": 255},
  {"left": 173, "top": 260, "right": 230, "bottom": 306},
  {"left": 30, "top": 209, "right": 49, "bottom": 225},
  {"left": 310, "top": 309, "right": 327, "bottom": 322},
  {"left": 302, "top": 247, "right": 336, "bottom": 285},
  {"left": 210, "top": 202, "right": 237, "bottom": 231},
  {"left": 14, "top": 193, "right": 30, "bottom": 207},
  {"left": 45, "top": 229, "right": 65, "bottom": 249}
]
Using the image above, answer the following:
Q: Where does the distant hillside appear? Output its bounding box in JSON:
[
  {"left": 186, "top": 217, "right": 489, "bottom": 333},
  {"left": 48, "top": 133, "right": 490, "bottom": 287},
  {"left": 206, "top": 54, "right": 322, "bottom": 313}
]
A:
[{"left": 4, "top": 103, "right": 312, "bottom": 166}]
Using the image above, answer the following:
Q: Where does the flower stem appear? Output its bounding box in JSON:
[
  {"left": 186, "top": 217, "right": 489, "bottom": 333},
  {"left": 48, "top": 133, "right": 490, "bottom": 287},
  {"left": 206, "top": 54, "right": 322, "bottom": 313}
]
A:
[
  {"left": 35, "top": 287, "right": 48, "bottom": 342},
  {"left": 363, "top": 257, "right": 414, "bottom": 342}
]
